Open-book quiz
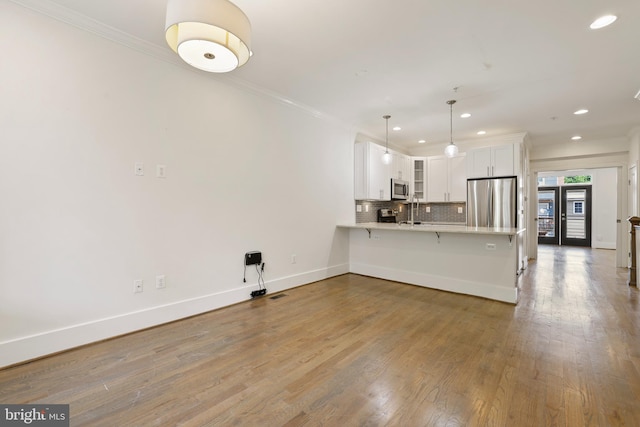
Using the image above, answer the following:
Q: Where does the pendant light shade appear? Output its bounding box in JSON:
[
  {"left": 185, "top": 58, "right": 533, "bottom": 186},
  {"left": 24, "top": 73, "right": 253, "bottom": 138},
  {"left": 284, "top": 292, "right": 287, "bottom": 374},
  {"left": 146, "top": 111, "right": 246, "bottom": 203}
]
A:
[
  {"left": 382, "top": 115, "right": 392, "bottom": 165},
  {"left": 166, "top": 0, "right": 252, "bottom": 73},
  {"left": 444, "top": 100, "right": 459, "bottom": 158}
]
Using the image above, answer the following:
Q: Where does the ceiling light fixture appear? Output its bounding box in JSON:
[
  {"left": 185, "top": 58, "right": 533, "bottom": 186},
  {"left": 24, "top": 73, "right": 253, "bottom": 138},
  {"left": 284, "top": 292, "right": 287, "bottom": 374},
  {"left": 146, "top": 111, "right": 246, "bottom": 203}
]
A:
[
  {"left": 634, "top": 89, "right": 640, "bottom": 101},
  {"left": 444, "top": 100, "right": 459, "bottom": 158},
  {"left": 574, "top": 109, "right": 589, "bottom": 115},
  {"left": 382, "top": 115, "right": 392, "bottom": 165},
  {"left": 590, "top": 15, "right": 617, "bottom": 29},
  {"left": 477, "top": 130, "right": 486, "bottom": 135},
  {"left": 165, "top": 0, "right": 252, "bottom": 73},
  {"left": 418, "top": 139, "right": 426, "bottom": 144},
  {"left": 460, "top": 113, "right": 471, "bottom": 118},
  {"left": 571, "top": 135, "right": 582, "bottom": 141},
  {"left": 393, "top": 126, "right": 402, "bottom": 131}
]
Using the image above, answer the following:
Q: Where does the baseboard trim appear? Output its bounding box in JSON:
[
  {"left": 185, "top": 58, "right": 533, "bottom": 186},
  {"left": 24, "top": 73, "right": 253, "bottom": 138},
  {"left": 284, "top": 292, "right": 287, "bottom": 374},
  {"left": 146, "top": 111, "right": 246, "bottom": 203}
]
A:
[{"left": 0, "top": 264, "right": 349, "bottom": 368}]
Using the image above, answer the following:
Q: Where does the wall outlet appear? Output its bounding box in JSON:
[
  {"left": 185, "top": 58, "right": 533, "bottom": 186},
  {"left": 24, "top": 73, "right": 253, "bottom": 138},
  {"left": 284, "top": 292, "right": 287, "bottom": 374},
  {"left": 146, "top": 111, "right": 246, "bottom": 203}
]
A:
[
  {"left": 356, "top": 205, "right": 362, "bottom": 212},
  {"left": 156, "top": 275, "right": 166, "bottom": 289},
  {"left": 458, "top": 207, "right": 463, "bottom": 214},
  {"left": 426, "top": 206, "right": 431, "bottom": 213},
  {"left": 486, "top": 243, "right": 496, "bottom": 251},
  {"left": 133, "top": 279, "right": 143, "bottom": 293},
  {"left": 365, "top": 204, "right": 369, "bottom": 212},
  {"left": 291, "top": 254, "right": 297, "bottom": 264},
  {"left": 156, "top": 164, "right": 166, "bottom": 178}
]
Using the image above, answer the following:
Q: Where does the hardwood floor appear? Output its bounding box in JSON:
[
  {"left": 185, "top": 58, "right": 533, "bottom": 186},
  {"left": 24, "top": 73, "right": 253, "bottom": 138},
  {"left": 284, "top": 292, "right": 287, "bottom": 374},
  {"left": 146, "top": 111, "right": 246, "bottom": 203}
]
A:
[{"left": 1, "top": 246, "right": 639, "bottom": 426}]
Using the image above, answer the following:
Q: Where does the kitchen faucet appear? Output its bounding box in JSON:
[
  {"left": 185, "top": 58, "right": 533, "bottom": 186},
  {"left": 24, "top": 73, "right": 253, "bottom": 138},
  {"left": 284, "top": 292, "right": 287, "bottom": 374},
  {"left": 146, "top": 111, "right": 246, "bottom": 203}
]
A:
[{"left": 409, "top": 193, "right": 419, "bottom": 225}]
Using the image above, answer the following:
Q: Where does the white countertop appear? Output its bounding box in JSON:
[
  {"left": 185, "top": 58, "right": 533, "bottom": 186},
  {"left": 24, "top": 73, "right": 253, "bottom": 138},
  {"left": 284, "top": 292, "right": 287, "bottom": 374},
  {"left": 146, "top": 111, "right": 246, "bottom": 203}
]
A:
[{"left": 338, "top": 222, "right": 525, "bottom": 236}]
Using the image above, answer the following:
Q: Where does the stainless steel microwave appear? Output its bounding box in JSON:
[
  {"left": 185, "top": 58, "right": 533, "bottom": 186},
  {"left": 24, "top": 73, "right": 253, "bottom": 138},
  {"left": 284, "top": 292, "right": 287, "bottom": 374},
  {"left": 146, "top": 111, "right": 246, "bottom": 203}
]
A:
[{"left": 391, "top": 178, "right": 409, "bottom": 200}]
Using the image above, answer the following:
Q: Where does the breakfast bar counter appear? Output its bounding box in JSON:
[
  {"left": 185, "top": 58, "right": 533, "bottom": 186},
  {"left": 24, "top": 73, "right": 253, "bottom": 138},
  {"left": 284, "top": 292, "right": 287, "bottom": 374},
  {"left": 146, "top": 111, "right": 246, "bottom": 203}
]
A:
[{"left": 338, "top": 223, "right": 526, "bottom": 304}]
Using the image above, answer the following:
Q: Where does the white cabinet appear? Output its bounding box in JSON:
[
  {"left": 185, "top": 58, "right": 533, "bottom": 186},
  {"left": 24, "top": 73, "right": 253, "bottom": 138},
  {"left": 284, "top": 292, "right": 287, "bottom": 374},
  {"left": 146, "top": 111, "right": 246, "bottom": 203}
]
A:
[
  {"left": 411, "top": 157, "right": 427, "bottom": 202},
  {"left": 391, "top": 152, "right": 411, "bottom": 182},
  {"left": 427, "top": 154, "right": 466, "bottom": 202},
  {"left": 467, "top": 144, "right": 519, "bottom": 178},
  {"left": 354, "top": 141, "right": 391, "bottom": 200}
]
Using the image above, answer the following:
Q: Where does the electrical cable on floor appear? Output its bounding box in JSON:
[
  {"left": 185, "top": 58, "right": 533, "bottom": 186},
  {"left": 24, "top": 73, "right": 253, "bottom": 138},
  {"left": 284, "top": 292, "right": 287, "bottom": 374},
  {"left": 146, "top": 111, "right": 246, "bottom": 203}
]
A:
[{"left": 255, "top": 263, "right": 265, "bottom": 290}]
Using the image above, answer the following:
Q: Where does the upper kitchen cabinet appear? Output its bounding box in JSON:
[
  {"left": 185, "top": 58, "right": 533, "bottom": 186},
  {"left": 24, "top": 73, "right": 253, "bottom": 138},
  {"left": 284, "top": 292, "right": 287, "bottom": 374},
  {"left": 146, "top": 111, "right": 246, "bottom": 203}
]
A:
[
  {"left": 466, "top": 144, "right": 521, "bottom": 178},
  {"left": 391, "top": 152, "right": 411, "bottom": 182},
  {"left": 427, "top": 153, "right": 466, "bottom": 202},
  {"left": 411, "top": 157, "right": 427, "bottom": 202},
  {"left": 354, "top": 141, "right": 391, "bottom": 200}
]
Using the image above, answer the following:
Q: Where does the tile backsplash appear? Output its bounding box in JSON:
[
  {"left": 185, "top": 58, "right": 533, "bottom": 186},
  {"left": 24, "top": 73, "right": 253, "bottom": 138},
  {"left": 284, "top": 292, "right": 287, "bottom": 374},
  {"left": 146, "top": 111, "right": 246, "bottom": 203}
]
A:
[{"left": 355, "top": 201, "right": 466, "bottom": 224}]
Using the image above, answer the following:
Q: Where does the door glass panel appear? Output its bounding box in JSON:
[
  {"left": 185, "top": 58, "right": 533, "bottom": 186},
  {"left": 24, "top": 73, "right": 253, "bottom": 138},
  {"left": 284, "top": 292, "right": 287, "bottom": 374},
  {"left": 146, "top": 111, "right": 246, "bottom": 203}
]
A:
[
  {"left": 565, "top": 189, "right": 586, "bottom": 239},
  {"left": 538, "top": 190, "right": 556, "bottom": 238}
]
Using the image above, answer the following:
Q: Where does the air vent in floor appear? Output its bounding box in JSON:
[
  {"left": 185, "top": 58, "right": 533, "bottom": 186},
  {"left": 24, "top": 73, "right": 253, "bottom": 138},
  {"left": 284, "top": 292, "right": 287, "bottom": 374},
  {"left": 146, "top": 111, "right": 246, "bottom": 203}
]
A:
[{"left": 269, "top": 294, "right": 287, "bottom": 300}]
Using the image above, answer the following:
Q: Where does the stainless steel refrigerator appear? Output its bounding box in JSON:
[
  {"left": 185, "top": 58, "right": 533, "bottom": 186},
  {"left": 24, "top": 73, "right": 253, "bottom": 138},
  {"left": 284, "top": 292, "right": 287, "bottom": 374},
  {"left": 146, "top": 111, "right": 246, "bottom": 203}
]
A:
[{"left": 467, "top": 176, "right": 517, "bottom": 228}]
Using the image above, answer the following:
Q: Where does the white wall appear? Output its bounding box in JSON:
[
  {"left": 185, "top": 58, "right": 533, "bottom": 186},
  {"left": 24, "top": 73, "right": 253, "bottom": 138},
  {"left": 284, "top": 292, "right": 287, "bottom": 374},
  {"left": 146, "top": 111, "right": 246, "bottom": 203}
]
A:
[
  {"left": 592, "top": 168, "right": 618, "bottom": 249},
  {"left": 0, "top": 3, "right": 354, "bottom": 367}
]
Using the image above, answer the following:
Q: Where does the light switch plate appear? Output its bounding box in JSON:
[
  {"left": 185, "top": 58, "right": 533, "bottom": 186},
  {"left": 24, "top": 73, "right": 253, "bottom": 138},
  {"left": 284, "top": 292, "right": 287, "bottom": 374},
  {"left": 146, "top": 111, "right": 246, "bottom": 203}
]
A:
[
  {"left": 134, "top": 162, "right": 144, "bottom": 176},
  {"left": 457, "top": 207, "right": 463, "bottom": 213}
]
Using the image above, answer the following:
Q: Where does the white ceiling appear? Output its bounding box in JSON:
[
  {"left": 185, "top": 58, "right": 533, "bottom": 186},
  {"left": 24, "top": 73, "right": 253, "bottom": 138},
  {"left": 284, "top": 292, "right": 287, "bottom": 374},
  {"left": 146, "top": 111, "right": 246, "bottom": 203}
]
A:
[{"left": 17, "top": 0, "right": 640, "bottom": 151}]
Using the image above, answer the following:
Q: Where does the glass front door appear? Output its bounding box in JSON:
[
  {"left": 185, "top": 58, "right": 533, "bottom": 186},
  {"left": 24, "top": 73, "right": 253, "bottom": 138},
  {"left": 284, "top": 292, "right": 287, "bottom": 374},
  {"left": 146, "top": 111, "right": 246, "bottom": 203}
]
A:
[
  {"left": 538, "top": 187, "right": 559, "bottom": 245},
  {"left": 561, "top": 186, "right": 592, "bottom": 247}
]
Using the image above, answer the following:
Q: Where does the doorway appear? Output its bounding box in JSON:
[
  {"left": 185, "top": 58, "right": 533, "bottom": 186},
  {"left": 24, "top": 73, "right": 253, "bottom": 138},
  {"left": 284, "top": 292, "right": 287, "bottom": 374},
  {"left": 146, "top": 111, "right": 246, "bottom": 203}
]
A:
[{"left": 537, "top": 185, "right": 592, "bottom": 247}]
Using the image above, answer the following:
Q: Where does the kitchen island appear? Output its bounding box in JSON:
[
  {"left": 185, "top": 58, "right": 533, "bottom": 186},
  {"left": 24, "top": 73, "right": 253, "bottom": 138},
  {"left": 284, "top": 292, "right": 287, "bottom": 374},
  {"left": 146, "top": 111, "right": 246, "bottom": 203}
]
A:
[{"left": 338, "top": 222, "right": 526, "bottom": 304}]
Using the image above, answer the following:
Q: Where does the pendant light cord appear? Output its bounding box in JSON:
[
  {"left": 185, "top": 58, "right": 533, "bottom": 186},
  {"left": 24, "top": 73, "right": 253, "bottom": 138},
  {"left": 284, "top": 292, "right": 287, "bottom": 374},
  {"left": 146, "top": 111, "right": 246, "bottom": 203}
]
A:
[
  {"left": 383, "top": 114, "right": 391, "bottom": 153},
  {"left": 447, "top": 100, "right": 456, "bottom": 144}
]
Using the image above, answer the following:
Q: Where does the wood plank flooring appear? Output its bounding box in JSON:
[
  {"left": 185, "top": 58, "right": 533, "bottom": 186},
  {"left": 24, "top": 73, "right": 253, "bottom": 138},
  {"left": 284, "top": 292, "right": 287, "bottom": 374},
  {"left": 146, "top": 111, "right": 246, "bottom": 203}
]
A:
[{"left": 1, "top": 246, "right": 639, "bottom": 426}]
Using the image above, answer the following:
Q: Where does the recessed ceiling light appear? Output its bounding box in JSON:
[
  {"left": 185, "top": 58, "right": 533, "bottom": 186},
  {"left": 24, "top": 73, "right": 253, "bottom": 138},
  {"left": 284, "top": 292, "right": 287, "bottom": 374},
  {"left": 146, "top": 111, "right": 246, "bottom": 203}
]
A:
[
  {"left": 393, "top": 126, "right": 401, "bottom": 131},
  {"left": 571, "top": 135, "right": 582, "bottom": 141},
  {"left": 477, "top": 130, "right": 486, "bottom": 135},
  {"left": 574, "top": 109, "right": 589, "bottom": 115},
  {"left": 460, "top": 113, "right": 471, "bottom": 118},
  {"left": 418, "top": 139, "right": 426, "bottom": 144},
  {"left": 590, "top": 15, "right": 617, "bottom": 29}
]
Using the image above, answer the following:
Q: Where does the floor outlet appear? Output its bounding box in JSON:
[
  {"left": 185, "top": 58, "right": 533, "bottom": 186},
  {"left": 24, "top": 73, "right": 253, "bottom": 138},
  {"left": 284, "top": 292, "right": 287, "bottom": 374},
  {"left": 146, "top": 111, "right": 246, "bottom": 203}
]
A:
[
  {"left": 134, "top": 279, "right": 143, "bottom": 293},
  {"left": 156, "top": 275, "right": 166, "bottom": 289}
]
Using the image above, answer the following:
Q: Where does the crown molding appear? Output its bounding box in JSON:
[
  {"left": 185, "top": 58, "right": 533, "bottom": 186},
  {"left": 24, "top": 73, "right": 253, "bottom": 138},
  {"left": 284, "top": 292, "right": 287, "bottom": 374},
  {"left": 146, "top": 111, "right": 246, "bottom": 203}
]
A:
[
  {"left": 10, "top": 0, "right": 177, "bottom": 64},
  {"left": 9, "top": 0, "right": 355, "bottom": 133}
]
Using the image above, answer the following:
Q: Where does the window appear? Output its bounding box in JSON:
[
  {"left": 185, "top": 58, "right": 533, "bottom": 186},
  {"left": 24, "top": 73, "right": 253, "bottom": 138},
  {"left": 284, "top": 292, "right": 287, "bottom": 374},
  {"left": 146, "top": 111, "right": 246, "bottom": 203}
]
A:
[{"left": 573, "top": 201, "right": 583, "bottom": 214}]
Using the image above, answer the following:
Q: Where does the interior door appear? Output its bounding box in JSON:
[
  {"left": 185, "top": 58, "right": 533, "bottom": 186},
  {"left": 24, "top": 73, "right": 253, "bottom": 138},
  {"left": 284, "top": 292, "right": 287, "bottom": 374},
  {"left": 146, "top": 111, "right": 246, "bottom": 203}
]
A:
[
  {"left": 537, "top": 186, "right": 559, "bottom": 245},
  {"left": 561, "top": 186, "right": 592, "bottom": 247}
]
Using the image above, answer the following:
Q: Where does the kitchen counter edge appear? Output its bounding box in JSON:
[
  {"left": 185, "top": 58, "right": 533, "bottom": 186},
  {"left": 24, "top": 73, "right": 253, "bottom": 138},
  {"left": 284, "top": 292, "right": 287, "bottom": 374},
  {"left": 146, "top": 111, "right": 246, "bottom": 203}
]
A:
[{"left": 338, "top": 222, "right": 525, "bottom": 236}]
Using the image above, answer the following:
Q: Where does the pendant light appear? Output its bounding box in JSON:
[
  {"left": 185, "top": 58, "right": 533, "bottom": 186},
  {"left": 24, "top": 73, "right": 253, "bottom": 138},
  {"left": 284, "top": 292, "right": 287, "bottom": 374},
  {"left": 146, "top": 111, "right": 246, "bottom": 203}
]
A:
[
  {"left": 165, "top": 0, "right": 252, "bottom": 73},
  {"left": 382, "top": 115, "right": 392, "bottom": 165},
  {"left": 444, "top": 100, "right": 459, "bottom": 158}
]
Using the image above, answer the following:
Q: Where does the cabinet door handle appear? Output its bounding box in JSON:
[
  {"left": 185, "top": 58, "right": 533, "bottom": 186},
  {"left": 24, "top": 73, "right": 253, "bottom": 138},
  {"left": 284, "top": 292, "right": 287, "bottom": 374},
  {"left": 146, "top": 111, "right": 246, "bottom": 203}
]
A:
[
  {"left": 487, "top": 166, "right": 490, "bottom": 176},
  {"left": 492, "top": 166, "right": 494, "bottom": 176}
]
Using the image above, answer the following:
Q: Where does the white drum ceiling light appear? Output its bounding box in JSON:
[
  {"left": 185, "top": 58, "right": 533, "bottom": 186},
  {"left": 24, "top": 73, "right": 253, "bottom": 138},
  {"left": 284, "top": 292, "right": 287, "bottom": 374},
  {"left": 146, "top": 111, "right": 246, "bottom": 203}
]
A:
[{"left": 165, "top": 0, "right": 252, "bottom": 73}]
